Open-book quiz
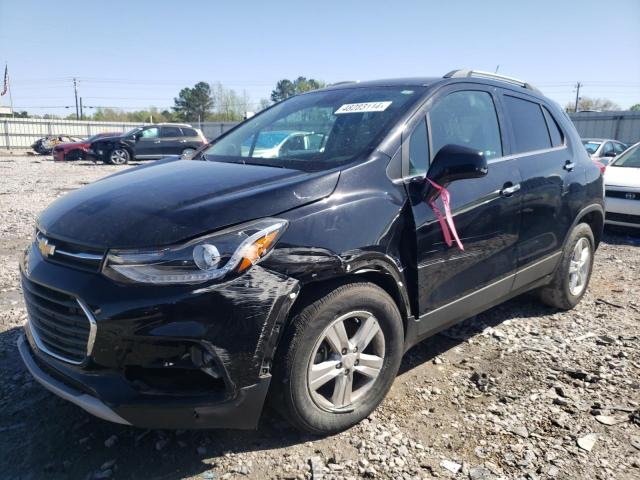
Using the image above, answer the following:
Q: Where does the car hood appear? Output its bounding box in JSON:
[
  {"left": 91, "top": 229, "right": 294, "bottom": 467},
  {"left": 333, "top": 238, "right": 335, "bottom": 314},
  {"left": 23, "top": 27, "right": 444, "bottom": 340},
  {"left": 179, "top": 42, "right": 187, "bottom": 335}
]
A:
[
  {"left": 91, "top": 135, "right": 126, "bottom": 144},
  {"left": 38, "top": 159, "right": 340, "bottom": 249},
  {"left": 604, "top": 166, "right": 640, "bottom": 189},
  {"left": 58, "top": 141, "right": 90, "bottom": 150}
]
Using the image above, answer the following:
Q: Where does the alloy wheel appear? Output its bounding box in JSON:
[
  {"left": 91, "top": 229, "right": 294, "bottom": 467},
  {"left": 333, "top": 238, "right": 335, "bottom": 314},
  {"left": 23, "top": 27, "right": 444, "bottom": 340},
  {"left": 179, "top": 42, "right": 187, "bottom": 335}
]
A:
[
  {"left": 568, "top": 237, "right": 591, "bottom": 296},
  {"left": 307, "top": 311, "right": 385, "bottom": 412},
  {"left": 181, "top": 148, "right": 196, "bottom": 159},
  {"left": 110, "top": 149, "right": 129, "bottom": 165}
]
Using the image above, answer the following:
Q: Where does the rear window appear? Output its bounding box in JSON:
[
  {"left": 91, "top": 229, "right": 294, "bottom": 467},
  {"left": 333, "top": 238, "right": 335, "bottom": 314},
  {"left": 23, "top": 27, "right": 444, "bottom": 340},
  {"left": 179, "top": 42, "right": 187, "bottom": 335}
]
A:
[
  {"left": 181, "top": 128, "right": 198, "bottom": 137},
  {"left": 582, "top": 141, "right": 601, "bottom": 154},
  {"left": 503, "top": 95, "right": 551, "bottom": 153}
]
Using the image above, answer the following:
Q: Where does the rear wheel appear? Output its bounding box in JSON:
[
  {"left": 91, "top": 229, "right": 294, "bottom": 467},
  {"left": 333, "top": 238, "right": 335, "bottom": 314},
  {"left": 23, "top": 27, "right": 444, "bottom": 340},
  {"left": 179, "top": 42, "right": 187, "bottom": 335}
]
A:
[
  {"left": 106, "top": 148, "right": 130, "bottom": 165},
  {"left": 539, "top": 223, "right": 595, "bottom": 310},
  {"left": 181, "top": 148, "right": 196, "bottom": 159},
  {"left": 273, "top": 282, "right": 403, "bottom": 435}
]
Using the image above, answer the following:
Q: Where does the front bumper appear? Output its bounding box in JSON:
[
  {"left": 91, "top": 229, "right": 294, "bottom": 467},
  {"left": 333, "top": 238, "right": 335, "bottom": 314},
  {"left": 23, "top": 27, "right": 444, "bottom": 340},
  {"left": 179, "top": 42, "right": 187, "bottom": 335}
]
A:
[
  {"left": 18, "top": 333, "right": 131, "bottom": 425},
  {"left": 87, "top": 148, "right": 106, "bottom": 162},
  {"left": 605, "top": 194, "right": 640, "bottom": 228},
  {"left": 19, "top": 243, "right": 299, "bottom": 429}
]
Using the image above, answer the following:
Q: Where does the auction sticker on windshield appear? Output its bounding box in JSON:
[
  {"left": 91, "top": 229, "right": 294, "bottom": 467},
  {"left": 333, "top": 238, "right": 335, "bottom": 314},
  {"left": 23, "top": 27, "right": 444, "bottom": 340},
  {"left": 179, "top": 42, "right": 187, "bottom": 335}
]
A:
[{"left": 335, "top": 101, "right": 392, "bottom": 114}]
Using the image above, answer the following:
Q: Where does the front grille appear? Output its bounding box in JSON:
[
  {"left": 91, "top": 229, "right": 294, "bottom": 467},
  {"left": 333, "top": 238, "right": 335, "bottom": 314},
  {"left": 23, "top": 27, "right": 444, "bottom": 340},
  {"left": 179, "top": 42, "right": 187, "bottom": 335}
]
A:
[
  {"left": 22, "top": 277, "right": 94, "bottom": 364},
  {"left": 35, "top": 231, "right": 105, "bottom": 272},
  {"left": 606, "top": 190, "right": 640, "bottom": 201},
  {"left": 606, "top": 212, "right": 640, "bottom": 225}
]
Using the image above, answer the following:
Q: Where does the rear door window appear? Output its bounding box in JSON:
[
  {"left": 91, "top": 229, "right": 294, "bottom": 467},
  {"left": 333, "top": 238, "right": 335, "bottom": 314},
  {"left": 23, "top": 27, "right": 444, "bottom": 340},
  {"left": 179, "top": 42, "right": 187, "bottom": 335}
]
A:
[
  {"left": 503, "top": 95, "right": 551, "bottom": 153},
  {"left": 542, "top": 106, "right": 564, "bottom": 147},
  {"left": 161, "top": 126, "right": 182, "bottom": 138},
  {"left": 408, "top": 117, "right": 429, "bottom": 176},
  {"left": 428, "top": 90, "right": 502, "bottom": 161}
]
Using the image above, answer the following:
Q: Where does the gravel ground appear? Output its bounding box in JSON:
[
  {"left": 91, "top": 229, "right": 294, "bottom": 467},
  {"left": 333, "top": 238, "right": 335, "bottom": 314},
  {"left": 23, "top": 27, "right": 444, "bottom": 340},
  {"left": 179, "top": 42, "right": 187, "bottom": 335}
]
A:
[{"left": 0, "top": 154, "right": 639, "bottom": 480}]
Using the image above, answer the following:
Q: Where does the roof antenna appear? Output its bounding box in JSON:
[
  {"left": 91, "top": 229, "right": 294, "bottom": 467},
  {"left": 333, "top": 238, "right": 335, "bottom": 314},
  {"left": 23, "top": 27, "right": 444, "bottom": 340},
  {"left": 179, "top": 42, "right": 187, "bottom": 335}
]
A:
[{"left": 495, "top": 64, "right": 500, "bottom": 73}]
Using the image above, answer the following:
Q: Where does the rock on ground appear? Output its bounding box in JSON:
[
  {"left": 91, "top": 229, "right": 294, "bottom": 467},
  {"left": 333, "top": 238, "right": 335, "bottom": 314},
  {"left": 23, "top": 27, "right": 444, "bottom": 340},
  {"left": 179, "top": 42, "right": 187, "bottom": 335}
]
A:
[{"left": 0, "top": 154, "right": 639, "bottom": 479}]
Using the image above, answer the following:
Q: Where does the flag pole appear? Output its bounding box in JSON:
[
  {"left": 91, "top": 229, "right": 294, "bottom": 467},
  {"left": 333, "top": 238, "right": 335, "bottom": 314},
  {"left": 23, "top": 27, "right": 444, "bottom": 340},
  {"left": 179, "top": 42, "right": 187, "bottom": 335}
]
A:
[{"left": 7, "top": 64, "right": 14, "bottom": 117}]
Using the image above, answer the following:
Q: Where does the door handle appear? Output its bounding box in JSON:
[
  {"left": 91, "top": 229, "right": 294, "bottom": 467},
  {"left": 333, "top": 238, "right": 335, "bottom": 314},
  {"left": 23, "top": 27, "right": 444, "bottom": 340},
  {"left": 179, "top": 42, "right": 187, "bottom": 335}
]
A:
[
  {"left": 563, "top": 160, "right": 576, "bottom": 171},
  {"left": 500, "top": 183, "right": 521, "bottom": 197},
  {"left": 153, "top": 140, "right": 161, "bottom": 144},
  {"left": 179, "top": 139, "right": 188, "bottom": 143}
]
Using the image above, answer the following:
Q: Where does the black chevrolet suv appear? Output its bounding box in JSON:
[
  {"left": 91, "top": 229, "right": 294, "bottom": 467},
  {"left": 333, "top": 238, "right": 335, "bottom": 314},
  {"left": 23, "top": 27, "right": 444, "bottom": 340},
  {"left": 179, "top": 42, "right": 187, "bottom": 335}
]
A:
[
  {"left": 88, "top": 123, "right": 207, "bottom": 164},
  {"left": 19, "top": 70, "right": 604, "bottom": 434}
]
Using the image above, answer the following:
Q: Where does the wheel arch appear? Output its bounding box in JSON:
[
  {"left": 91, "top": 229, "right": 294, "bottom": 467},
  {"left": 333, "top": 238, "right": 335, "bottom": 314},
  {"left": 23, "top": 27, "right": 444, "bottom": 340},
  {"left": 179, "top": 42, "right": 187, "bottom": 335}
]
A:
[
  {"left": 570, "top": 204, "right": 604, "bottom": 249},
  {"left": 286, "top": 267, "right": 412, "bottom": 345},
  {"left": 116, "top": 141, "right": 134, "bottom": 159}
]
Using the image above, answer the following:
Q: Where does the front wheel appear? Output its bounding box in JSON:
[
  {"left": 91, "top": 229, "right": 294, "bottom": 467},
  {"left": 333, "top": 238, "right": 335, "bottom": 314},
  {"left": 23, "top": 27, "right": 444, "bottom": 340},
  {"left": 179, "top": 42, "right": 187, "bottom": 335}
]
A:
[
  {"left": 106, "top": 148, "right": 130, "bottom": 165},
  {"left": 539, "top": 223, "right": 595, "bottom": 310},
  {"left": 273, "top": 282, "right": 404, "bottom": 435}
]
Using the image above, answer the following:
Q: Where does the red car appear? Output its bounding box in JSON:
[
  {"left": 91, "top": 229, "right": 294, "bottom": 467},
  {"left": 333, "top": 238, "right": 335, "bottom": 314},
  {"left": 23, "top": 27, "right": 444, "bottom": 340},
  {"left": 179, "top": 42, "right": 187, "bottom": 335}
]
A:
[{"left": 53, "top": 132, "right": 122, "bottom": 161}]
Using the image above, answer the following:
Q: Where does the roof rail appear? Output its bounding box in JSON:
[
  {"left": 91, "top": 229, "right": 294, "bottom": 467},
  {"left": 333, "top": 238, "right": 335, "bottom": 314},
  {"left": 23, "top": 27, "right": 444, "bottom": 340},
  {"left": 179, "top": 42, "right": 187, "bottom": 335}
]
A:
[
  {"left": 443, "top": 69, "right": 540, "bottom": 93},
  {"left": 328, "top": 80, "right": 358, "bottom": 86}
]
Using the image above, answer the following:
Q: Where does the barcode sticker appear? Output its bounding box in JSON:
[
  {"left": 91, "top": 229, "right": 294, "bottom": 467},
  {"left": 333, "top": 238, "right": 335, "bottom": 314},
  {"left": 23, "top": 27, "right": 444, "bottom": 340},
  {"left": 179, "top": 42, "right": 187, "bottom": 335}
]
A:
[{"left": 335, "top": 101, "right": 392, "bottom": 114}]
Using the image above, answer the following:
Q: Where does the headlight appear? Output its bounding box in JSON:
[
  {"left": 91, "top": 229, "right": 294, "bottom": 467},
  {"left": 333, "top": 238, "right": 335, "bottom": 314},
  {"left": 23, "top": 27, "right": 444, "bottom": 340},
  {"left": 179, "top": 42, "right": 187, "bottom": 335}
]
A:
[{"left": 103, "top": 218, "right": 287, "bottom": 285}]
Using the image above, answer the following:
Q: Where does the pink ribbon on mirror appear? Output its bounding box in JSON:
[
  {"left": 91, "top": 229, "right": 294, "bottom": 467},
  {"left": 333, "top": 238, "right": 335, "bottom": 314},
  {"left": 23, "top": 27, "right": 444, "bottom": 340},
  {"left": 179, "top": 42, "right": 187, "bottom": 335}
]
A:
[{"left": 425, "top": 178, "right": 464, "bottom": 251}]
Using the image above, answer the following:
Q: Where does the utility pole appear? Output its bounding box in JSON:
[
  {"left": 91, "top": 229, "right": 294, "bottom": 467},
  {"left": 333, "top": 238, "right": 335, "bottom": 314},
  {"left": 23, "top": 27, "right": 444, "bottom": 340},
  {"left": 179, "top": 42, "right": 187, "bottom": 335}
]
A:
[
  {"left": 79, "top": 97, "right": 83, "bottom": 120},
  {"left": 73, "top": 77, "right": 79, "bottom": 120},
  {"left": 574, "top": 81, "right": 582, "bottom": 113}
]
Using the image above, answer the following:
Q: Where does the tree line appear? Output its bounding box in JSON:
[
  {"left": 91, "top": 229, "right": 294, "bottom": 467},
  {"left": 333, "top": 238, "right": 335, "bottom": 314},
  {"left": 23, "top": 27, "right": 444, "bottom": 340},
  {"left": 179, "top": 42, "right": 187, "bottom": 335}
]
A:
[
  {"left": 3, "top": 76, "right": 326, "bottom": 122},
  {"left": 4, "top": 79, "right": 638, "bottom": 121}
]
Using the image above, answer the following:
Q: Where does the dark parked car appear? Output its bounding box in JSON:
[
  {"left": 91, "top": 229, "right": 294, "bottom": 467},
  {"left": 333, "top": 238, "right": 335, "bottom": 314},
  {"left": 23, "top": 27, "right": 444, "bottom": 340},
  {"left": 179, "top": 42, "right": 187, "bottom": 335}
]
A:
[
  {"left": 88, "top": 123, "right": 207, "bottom": 164},
  {"left": 19, "top": 70, "right": 604, "bottom": 434},
  {"left": 52, "top": 132, "right": 122, "bottom": 161}
]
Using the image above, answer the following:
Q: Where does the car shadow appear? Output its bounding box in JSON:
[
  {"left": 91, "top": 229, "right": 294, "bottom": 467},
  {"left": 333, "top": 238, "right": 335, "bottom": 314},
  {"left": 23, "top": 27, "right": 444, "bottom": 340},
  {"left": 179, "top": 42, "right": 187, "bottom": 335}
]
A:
[
  {"left": 602, "top": 227, "right": 640, "bottom": 245},
  {"left": 0, "top": 291, "right": 555, "bottom": 479}
]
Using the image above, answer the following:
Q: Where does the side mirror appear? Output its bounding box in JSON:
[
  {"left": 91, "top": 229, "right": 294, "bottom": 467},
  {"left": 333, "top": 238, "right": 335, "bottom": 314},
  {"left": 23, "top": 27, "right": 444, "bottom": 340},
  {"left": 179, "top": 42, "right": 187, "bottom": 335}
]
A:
[
  {"left": 427, "top": 144, "right": 488, "bottom": 187},
  {"left": 603, "top": 151, "right": 616, "bottom": 158}
]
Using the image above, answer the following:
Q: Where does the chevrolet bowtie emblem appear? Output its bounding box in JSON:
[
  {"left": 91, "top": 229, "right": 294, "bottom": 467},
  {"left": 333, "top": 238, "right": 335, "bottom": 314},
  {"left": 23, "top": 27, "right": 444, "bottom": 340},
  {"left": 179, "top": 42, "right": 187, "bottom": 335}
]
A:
[{"left": 38, "top": 237, "right": 55, "bottom": 258}]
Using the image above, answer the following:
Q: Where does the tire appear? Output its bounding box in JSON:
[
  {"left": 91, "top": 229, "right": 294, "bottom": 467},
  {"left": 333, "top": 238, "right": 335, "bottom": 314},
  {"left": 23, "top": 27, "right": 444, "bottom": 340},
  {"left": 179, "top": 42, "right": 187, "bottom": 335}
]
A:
[
  {"left": 181, "top": 148, "right": 196, "bottom": 159},
  {"left": 106, "top": 147, "right": 130, "bottom": 165},
  {"left": 539, "top": 223, "right": 595, "bottom": 310},
  {"left": 273, "top": 282, "right": 404, "bottom": 435}
]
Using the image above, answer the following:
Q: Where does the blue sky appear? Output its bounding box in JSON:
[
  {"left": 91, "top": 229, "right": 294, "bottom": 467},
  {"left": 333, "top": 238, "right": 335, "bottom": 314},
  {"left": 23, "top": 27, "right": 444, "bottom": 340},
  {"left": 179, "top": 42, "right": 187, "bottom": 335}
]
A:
[{"left": 1, "top": 0, "right": 639, "bottom": 116}]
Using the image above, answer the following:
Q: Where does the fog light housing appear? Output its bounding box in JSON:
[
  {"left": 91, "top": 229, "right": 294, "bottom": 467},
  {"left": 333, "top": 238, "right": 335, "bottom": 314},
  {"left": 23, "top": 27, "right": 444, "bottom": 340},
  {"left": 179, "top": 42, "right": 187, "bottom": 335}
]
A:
[{"left": 190, "top": 346, "right": 221, "bottom": 379}]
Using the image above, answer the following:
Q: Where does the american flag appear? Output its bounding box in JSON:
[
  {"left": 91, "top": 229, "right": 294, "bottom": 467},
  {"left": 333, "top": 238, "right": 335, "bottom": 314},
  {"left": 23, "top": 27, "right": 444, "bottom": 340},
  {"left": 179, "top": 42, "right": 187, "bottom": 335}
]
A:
[{"left": 1, "top": 65, "right": 8, "bottom": 96}]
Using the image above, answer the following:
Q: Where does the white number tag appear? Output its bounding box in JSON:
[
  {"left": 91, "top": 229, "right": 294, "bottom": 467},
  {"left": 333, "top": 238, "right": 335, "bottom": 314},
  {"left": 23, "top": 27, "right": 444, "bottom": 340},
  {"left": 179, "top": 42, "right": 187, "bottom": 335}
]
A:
[{"left": 334, "top": 101, "right": 392, "bottom": 114}]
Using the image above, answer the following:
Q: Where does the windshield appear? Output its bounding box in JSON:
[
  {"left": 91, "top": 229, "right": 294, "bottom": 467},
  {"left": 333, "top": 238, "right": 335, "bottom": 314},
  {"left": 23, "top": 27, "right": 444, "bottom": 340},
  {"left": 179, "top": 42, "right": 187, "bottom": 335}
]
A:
[
  {"left": 611, "top": 143, "right": 640, "bottom": 168},
  {"left": 582, "top": 140, "right": 601, "bottom": 155},
  {"left": 245, "top": 132, "right": 290, "bottom": 149},
  {"left": 124, "top": 127, "right": 142, "bottom": 138},
  {"left": 203, "top": 86, "right": 426, "bottom": 170}
]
